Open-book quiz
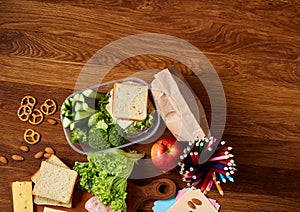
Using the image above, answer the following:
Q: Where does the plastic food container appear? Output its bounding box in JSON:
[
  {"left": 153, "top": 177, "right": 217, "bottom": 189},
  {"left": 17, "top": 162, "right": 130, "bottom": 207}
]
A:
[{"left": 61, "top": 77, "right": 163, "bottom": 155}]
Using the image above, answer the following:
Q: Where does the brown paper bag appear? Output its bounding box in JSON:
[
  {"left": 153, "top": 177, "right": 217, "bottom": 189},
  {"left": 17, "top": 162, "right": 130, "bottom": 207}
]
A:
[{"left": 151, "top": 67, "right": 209, "bottom": 142}]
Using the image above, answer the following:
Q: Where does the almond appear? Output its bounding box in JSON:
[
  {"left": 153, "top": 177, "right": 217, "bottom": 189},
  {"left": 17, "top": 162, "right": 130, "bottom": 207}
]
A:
[
  {"left": 19, "top": 145, "right": 29, "bottom": 152},
  {"left": 45, "top": 147, "right": 55, "bottom": 154},
  {"left": 11, "top": 155, "right": 24, "bottom": 161},
  {"left": 0, "top": 156, "right": 8, "bottom": 164},
  {"left": 47, "top": 118, "right": 57, "bottom": 125},
  {"left": 34, "top": 151, "right": 44, "bottom": 159},
  {"left": 44, "top": 153, "right": 52, "bottom": 158}
]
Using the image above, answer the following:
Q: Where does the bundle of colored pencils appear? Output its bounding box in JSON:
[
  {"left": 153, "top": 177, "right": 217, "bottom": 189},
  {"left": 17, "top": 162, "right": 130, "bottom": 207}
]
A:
[{"left": 178, "top": 136, "right": 237, "bottom": 196}]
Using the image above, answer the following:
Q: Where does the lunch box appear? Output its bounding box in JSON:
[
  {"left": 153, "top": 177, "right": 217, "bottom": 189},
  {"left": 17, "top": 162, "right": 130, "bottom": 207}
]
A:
[{"left": 61, "top": 77, "right": 163, "bottom": 155}]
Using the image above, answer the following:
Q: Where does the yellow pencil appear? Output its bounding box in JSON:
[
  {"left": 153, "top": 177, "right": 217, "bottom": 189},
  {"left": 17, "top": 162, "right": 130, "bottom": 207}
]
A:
[{"left": 214, "top": 179, "right": 224, "bottom": 196}]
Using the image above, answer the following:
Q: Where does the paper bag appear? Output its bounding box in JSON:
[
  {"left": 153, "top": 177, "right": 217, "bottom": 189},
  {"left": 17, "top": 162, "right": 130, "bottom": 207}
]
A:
[{"left": 151, "top": 67, "right": 209, "bottom": 142}]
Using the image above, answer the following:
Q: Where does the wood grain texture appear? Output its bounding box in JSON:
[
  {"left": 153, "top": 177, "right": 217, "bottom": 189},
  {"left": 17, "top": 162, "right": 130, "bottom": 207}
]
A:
[{"left": 1, "top": 0, "right": 300, "bottom": 211}]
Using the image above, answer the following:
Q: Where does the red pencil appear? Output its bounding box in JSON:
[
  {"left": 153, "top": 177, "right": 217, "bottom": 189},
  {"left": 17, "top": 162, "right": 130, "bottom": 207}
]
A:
[{"left": 200, "top": 171, "right": 213, "bottom": 191}]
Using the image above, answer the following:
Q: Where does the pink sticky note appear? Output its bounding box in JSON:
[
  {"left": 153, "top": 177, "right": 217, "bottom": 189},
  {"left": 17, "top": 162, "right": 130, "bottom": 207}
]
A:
[{"left": 175, "top": 188, "right": 189, "bottom": 201}]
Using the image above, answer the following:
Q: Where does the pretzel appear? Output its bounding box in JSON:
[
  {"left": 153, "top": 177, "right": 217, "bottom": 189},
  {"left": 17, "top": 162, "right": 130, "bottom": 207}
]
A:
[
  {"left": 28, "top": 109, "right": 44, "bottom": 125},
  {"left": 17, "top": 105, "right": 33, "bottom": 122},
  {"left": 40, "top": 99, "right": 57, "bottom": 115},
  {"left": 24, "top": 129, "right": 40, "bottom": 145},
  {"left": 21, "top": 96, "right": 36, "bottom": 108}
]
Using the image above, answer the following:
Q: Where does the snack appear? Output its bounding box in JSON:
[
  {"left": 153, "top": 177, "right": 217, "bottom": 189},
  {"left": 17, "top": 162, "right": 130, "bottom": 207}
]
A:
[
  {"left": 28, "top": 108, "right": 44, "bottom": 125},
  {"left": 11, "top": 154, "right": 24, "bottom": 161},
  {"left": 34, "top": 151, "right": 44, "bottom": 159},
  {"left": 21, "top": 96, "right": 36, "bottom": 108},
  {"left": 45, "top": 147, "right": 55, "bottom": 154},
  {"left": 24, "top": 129, "right": 41, "bottom": 145},
  {"left": 0, "top": 156, "right": 8, "bottom": 164},
  {"left": 47, "top": 118, "right": 57, "bottom": 125},
  {"left": 61, "top": 80, "right": 155, "bottom": 153},
  {"left": 19, "top": 145, "right": 30, "bottom": 152},
  {"left": 36, "top": 196, "right": 72, "bottom": 210},
  {"left": 151, "top": 138, "right": 180, "bottom": 171},
  {"left": 40, "top": 99, "right": 57, "bottom": 115},
  {"left": 106, "top": 90, "right": 133, "bottom": 129},
  {"left": 17, "top": 105, "right": 32, "bottom": 122},
  {"left": 44, "top": 153, "right": 52, "bottom": 158},
  {"left": 31, "top": 155, "right": 70, "bottom": 183},
  {"left": 32, "top": 161, "right": 77, "bottom": 204},
  {"left": 11, "top": 181, "right": 33, "bottom": 212},
  {"left": 112, "top": 83, "right": 148, "bottom": 121}
]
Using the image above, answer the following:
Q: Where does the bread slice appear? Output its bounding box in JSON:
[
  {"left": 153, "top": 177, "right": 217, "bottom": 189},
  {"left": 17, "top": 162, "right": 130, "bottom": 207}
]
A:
[
  {"left": 106, "top": 89, "right": 133, "bottom": 129},
  {"left": 32, "top": 161, "right": 77, "bottom": 204},
  {"left": 31, "top": 154, "right": 70, "bottom": 183},
  {"left": 34, "top": 195, "right": 72, "bottom": 208},
  {"left": 112, "top": 83, "right": 148, "bottom": 121},
  {"left": 32, "top": 155, "right": 73, "bottom": 208}
]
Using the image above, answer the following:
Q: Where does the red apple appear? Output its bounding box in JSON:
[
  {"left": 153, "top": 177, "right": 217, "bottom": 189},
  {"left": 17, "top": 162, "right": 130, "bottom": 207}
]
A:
[{"left": 151, "top": 138, "right": 180, "bottom": 171}]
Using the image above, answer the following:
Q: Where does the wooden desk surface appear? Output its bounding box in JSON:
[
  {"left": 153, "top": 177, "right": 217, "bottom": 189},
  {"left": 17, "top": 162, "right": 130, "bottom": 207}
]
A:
[{"left": 1, "top": 0, "right": 299, "bottom": 211}]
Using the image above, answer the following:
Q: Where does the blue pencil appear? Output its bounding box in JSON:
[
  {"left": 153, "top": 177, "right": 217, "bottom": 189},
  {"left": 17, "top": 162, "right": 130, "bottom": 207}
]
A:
[
  {"left": 218, "top": 173, "right": 227, "bottom": 183},
  {"left": 225, "top": 174, "right": 235, "bottom": 182}
]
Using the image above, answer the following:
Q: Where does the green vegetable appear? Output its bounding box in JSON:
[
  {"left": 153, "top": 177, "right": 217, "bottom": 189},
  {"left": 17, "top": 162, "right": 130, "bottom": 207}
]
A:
[
  {"left": 88, "top": 111, "right": 105, "bottom": 127},
  {"left": 96, "top": 119, "right": 108, "bottom": 130},
  {"left": 125, "top": 109, "right": 153, "bottom": 134},
  {"left": 71, "top": 128, "right": 88, "bottom": 143},
  {"left": 82, "top": 102, "right": 96, "bottom": 113},
  {"left": 108, "top": 124, "right": 125, "bottom": 147},
  {"left": 64, "top": 110, "right": 73, "bottom": 118},
  {"left": 62, "top": 98, "right": 72, "bottom": 110},
  {"left": 74, "top": 111, "right": 91, "bottom": 121},
  {"left": 82, "top": 88, "right": 98, "bottom": 98},
  {"left": 74, "top": 102, "right": 83, "bottom": 112},
  {"left": 62, "top": 88, "right": 155, "bottom": 150},
  {"left": 61, "top": 102, "right": 68, "bottom": 111},
  {"left": 88, "top": 126, "right": 110, "bottom": 150},
  {"left": 97, "top": 93, "right": 110, "bottom": 104},
  {"left": 70, "top": 122, "right": 75, "bottom": 131},
  {"left": 62, "top": 117, "right": 72, "bottom": 128},
  {"left": 82, "top": 88, "right": 105, "bottom": 100},
  {"left": 97, "top": 95, "right": 113, "bottom": 125},
  {"left": 73, "top": 149, "right": 144, "bottom": 212},
  {"left": 73, "top": 93, "right": 85, "bottom": 102}
]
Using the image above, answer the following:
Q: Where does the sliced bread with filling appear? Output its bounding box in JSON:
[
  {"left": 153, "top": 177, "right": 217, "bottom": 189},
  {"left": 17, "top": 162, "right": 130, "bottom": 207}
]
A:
[
  {"left": 32, "top": 161, "right": 77, "bottom": 204},
  {"left": 112, "top": 83, "right": 148, "bottom": 121}
]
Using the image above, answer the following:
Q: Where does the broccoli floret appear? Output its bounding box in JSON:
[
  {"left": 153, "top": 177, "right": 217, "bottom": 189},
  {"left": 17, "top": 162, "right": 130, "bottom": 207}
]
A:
[
  {"left": 108, "top": 124, "right": 125, "bottom": 147},
  {"left": 88, "top": 111, "right": 105, "bottom": 127},
  {"left": 71, "top": 128, "right": 87, "bottom": 143},
  {"left": 88, "top": 95, "right": 113, "bottom": 128},
  {"left": 95, "top": 119, "right": 108, "bottom": 130},
  {"left": 88, "top": 126, "right": 110, "bottom": 150},
  {"left": 125, "top": 113, "right": 153, "bottom": 134}
]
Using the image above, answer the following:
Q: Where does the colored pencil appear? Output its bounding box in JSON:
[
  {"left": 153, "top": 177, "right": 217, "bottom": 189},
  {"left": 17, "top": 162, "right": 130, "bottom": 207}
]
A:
[{"left": 178, "top": 137, "right": 236, "bottom": 196}]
